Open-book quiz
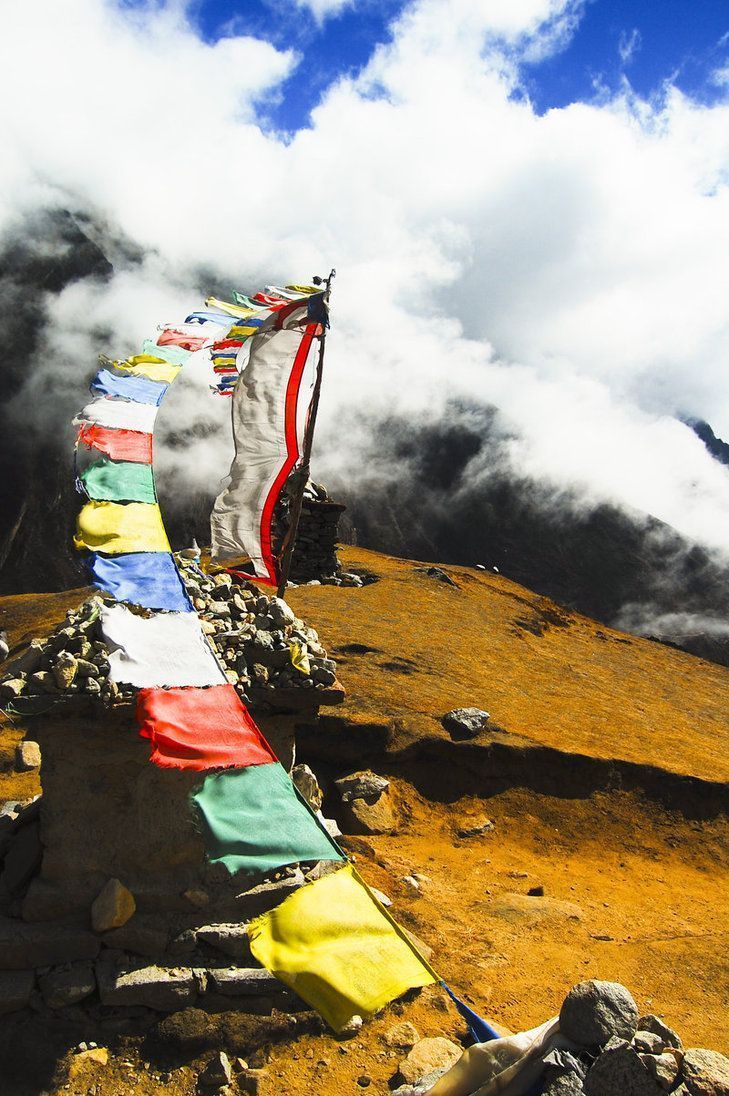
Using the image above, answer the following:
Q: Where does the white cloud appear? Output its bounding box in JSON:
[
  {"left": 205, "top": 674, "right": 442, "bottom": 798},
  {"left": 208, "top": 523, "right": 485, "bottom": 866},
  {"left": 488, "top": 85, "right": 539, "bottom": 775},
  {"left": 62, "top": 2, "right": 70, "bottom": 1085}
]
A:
[
  {"left": 1, "top": 0, "right": 729, "bottom": 556},
  {"left": 293, "top": 0, "right": 357, "bottom": 24},
  {"left": 618, "top": 27, "right": 641, "bottom": 66}
]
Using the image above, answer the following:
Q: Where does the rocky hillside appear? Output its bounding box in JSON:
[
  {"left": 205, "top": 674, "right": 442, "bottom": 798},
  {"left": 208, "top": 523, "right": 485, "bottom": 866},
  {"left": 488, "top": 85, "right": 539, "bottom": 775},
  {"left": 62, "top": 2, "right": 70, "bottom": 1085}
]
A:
[{"left": 0, "top": 546, "right": 726, "bottom": 1095}]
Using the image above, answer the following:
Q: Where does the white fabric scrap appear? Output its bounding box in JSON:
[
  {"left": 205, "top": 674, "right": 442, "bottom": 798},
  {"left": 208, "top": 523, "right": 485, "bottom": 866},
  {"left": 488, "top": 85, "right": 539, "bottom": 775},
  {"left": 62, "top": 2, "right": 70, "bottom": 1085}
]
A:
[
  {"left": 75, "top": 396, "right": 158, "bottom": 434},
  {"left": 101, "top": 604, "right": 226, "bottom": 688},
  {"left": 428, "top": 1018, "right": 569, "bottom": 1096}
]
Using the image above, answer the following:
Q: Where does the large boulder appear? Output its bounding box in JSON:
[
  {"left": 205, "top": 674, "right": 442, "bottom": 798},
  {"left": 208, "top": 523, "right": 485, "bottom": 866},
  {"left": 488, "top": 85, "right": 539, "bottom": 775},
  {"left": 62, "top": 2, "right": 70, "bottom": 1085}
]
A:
[{"left": 560, "top": 981, "right": 639, "bottom": 1048}]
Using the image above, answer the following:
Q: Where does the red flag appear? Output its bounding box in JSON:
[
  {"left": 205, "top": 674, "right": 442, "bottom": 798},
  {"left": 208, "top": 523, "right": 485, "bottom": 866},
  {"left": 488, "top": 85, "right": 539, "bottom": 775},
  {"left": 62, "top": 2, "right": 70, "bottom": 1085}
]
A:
[
  {"left": 157, "top": 328, "right": 209, "bottom": 351},
  {"left": 136, "top": 684, "right": 277, "bottom": 771},
  {"left": 76, "top": 423, "right": 152, "bottom": 464}
]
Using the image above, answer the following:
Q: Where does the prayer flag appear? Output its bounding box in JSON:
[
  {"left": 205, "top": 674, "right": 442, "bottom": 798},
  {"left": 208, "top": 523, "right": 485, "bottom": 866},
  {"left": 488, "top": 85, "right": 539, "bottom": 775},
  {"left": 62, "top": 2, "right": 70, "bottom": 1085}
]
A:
[
  {"left": 101, "top": 604, "right": 226, "bottom": 688},
  {"left": 157, "top": 326, "right": 210, "bottom": 352},
  {"left": 76, "top": 423, "right": 153, "bottom": 464},
  {"left": 191, "top": 762, "right": 343, "bottom": 875},
  {"left": 80, "top": 458, "right": 156, "bottom": 504},
  {"left": 137, "top": 684, "right": 276, "bottom": 771},
  {"left": 141, "top": 340, "right": 191, "bottom": 366},
  {"left": 115, "top": 356, "right": 181, "bottom": 385},
  {"left": 210, "top": 325, "right": 317, "bottom": 583},
  {"left": 231, "top": 292, "right": 265, "bottom": 311},
  {"left": 90, "top": 367, "right": 168, "bottom": 406},
  {"left": 85, "top": 551, "right": 192, "bottom": 613},
  {"left": 206, "top": 296, "right": 259, "bottom": 319},
  {"left": 75, "top": 500, "right": 170, "bottom": 555},
  {"left": 184, "top": 311, "right": 233, "bottom": 326},
  {"left": 75, "top": 396, "right": 158, "bottom": 434},
  {"left": 248, "top": 863, "right": 436, "bottom": 1031}
]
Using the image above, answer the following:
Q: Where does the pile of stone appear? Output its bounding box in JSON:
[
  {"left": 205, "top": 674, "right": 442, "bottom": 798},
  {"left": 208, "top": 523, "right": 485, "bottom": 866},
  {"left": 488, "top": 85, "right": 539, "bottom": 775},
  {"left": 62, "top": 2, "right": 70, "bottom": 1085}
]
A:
[
  {"left": 0, "top": 556, "right": 339, "bottom": 710},
  {"left": 546, "top": 980, "right": 729, "bottom": 1096},
  {"left": 272, "top": 479, "right": 346, "bottom": 584},
  {"left": 395, "top": 979, "right": 729, "bottom": 1095},
  {"left": 179, "top": 558, "right": 338, "bottom": 694}
]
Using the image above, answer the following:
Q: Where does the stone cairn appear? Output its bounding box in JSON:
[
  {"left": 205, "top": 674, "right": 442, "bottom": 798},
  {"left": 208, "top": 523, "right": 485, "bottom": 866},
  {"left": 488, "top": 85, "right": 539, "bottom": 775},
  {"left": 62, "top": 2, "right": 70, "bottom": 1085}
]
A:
[
  {"left": 0, "top": 554, "right": 340, "bottom": 710},
  {"left": 272, "top": 479, "right": 368, "bottom": 587},
  {"left": 0, "top": 555, "right": 353, "bottom": 1024}
]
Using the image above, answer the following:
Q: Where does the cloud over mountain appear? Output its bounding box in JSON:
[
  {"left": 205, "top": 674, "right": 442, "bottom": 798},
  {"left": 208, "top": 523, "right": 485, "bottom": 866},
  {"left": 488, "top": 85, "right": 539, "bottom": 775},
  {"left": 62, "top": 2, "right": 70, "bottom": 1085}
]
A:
[{"left": 0, "top": 0, "right": 727, "bottom": 562}]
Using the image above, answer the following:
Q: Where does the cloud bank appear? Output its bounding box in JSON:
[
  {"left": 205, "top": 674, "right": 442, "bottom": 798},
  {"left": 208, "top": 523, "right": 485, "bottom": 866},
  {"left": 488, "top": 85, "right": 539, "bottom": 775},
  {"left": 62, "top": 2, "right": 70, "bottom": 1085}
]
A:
[{"left": 1, "top": 0, "right": 728, "bottom": 559}]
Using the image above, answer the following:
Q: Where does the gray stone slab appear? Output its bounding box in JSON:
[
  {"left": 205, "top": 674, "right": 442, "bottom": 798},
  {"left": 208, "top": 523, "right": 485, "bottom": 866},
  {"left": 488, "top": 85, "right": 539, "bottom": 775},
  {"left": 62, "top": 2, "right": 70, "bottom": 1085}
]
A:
[
  {"left": 0, "top": 969, "right": 35, "bottom": 1015},
  {"left": 96, "top": 960, "right": 198, "bottom": 1011},
  {"left": 39, "top": 961, "right": 96, "bottom": 1009},
  {"left": 205, "top": 967, "right": 280, "bottom": 997},
  {"left": 0, "top": 917, "right": 99, "bottom": 969}
]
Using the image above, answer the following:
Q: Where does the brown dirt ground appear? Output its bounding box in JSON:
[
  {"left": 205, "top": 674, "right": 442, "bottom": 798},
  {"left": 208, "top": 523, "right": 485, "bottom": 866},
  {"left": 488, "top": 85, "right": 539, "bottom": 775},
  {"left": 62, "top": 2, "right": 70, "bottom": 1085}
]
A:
[{"left": 0, "top": 549, "right": 727, "bottom": 1094}]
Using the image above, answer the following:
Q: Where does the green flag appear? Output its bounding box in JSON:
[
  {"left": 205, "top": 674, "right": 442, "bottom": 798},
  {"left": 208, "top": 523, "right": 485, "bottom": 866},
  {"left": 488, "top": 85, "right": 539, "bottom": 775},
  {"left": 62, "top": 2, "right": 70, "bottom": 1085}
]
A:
[
  {"left": 191, "top": 762, "right": 344, "bottom": 875},
  {"left": 80, "top": 458, "right": 156, "bottom": 504}
]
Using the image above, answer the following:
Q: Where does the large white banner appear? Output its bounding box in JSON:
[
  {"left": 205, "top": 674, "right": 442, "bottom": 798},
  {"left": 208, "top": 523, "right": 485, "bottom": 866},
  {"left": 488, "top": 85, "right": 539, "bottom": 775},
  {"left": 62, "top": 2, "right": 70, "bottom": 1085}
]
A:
[{"left": 210, "top": 325, "right": 315, "bottom": 584}]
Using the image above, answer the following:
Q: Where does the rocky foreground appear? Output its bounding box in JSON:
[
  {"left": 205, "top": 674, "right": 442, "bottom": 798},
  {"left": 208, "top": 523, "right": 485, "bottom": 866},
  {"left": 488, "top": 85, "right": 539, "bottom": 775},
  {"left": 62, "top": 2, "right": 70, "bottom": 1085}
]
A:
[
  {"left": 395, "top": 979, "right": 729, "bottom": 1095},
  {"left": 0, "top": 555, "right": 344, "bottom": 710}
]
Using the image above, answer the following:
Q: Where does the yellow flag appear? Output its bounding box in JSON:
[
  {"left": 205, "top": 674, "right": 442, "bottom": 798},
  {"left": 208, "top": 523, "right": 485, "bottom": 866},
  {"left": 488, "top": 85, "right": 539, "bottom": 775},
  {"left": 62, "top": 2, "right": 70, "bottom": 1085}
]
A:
[
  {"left": 288, "top": 641, "right": 311, "bottom": 675},
  {"left": 285, "top": 284, "right": 319, "bottom": 295},
  {"left": 115, "top": 356, "right": 181, "bottom": 384},
  {"left": 205, "top": 296, "right": 257, "bottom": 319},
  {"left": 248, "top": 863, "right": 437, "bottom": 1031},
  {"left": 74, "top": 501, "right": 170, "bottom": 555}
]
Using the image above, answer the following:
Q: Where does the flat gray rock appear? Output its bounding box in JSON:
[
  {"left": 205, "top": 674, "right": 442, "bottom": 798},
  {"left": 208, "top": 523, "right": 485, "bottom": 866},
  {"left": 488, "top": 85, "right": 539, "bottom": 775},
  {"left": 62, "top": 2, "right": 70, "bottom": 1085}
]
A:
[
  {"left": 0, "top": 918, "right": 99, "bottom": 969},
  {"left": 584, "top": 1042, "right": 663, "bottom": 1096},
  {"left": 0, "top": 969, "right": 35, "bottom": 1015},
  {"left": 637, "top": 1015, "right": 682, "bottom": 1050},
  {"left": 205, "top": 967, "right": 280, "bottom": 997},
  {"left": 543, "top": 1074, "right": 585, "bottom": 1095},
  {"left": 561, "top": 980, "right": 639, "bottom": 1047},
  {"left": 441, "top": 708, "right": 490, "bottom": 739},
  {"left": 39, "top": 961, "right": 96, "bottom": 1009},
  {"left": 96, "top": 960, "right": 198, "bottom": 1011},
  {"left": 682, "top": 1048, "right": 729, "bottom": 1096}
]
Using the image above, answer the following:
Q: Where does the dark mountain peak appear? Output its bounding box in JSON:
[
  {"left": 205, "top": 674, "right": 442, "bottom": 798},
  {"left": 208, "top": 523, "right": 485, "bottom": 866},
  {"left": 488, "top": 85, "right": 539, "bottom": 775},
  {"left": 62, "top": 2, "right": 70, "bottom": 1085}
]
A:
[{"left": 686, "top": 418, "right": 729, "bottom": 468}]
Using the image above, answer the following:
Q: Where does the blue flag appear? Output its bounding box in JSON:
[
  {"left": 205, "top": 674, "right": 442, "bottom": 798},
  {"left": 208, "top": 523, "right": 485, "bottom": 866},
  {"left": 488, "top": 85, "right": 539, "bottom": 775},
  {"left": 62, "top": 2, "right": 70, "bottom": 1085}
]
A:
[
  {"left": 90, "top": 368, "right": 168, "bottom": 407},
  {"left": 86, "top": 552, "right": 193, "bottom": 613},
  {"left": 442, "top": 983, "right": 500, "bottom": 1044}
]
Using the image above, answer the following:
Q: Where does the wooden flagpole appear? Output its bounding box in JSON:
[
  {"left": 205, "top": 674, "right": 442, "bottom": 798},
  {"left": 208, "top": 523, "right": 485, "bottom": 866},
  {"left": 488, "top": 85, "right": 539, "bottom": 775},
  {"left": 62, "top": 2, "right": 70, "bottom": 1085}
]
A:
[{"left": 276, "top": 269, "right": 335, "bottom": 599}]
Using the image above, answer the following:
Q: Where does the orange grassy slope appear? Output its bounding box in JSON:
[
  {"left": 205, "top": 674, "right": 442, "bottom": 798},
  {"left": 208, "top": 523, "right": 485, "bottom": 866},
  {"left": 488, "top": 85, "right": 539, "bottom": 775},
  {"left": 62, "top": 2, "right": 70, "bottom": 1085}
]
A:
[{"left": 287, "top": 547, "right": 729, "bottom": 786}]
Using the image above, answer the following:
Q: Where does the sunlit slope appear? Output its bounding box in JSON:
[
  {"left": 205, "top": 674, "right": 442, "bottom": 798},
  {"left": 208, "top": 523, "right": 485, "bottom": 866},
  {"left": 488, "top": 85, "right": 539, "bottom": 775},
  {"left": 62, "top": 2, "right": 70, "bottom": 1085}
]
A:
[{"left": 287, "top": 547, "right": 729, "bottom": 785}]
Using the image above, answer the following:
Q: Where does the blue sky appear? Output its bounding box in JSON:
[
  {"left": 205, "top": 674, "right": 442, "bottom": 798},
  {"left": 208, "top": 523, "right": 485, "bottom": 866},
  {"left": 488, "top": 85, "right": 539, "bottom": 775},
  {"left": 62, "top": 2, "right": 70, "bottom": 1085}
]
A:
[{"left": 188, "top": 0, "right": 729, "bottom": 131}]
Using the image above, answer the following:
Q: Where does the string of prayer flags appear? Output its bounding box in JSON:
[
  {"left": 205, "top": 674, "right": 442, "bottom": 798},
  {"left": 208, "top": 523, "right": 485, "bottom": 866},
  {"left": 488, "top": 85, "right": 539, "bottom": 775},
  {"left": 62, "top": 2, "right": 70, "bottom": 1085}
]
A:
[
  {"left": 85, "top": 551, "right": 192, "bottom": 613},
  {"left": 74, "top": 500, "right": 169, "bottom": 555},
  {"left": 191, "top": 762, "right": 344, "bottom": 876},
  {"left": 76, "top": 423, "right": 153, "bottom": 464},
  {"left": 79, "top": 458, "right": 156, "bottom": 504},
  {"left": 90, "top": 367, "right": 168, "bottom": 406},
  {"left": 137, "top": 684, "right": 276, "bottom": 771},
  {"left": 248, "top": 863, "right": 437, "bottom": 1031},
  {"left": 69, "top": 287, "right": 474, "bottom": 1038},
  {"left": 76, "top": 396, "right": 158, "bottom": 434},
  {"left": 101, "top": 604, "right": 226, "bottom": 688}
]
